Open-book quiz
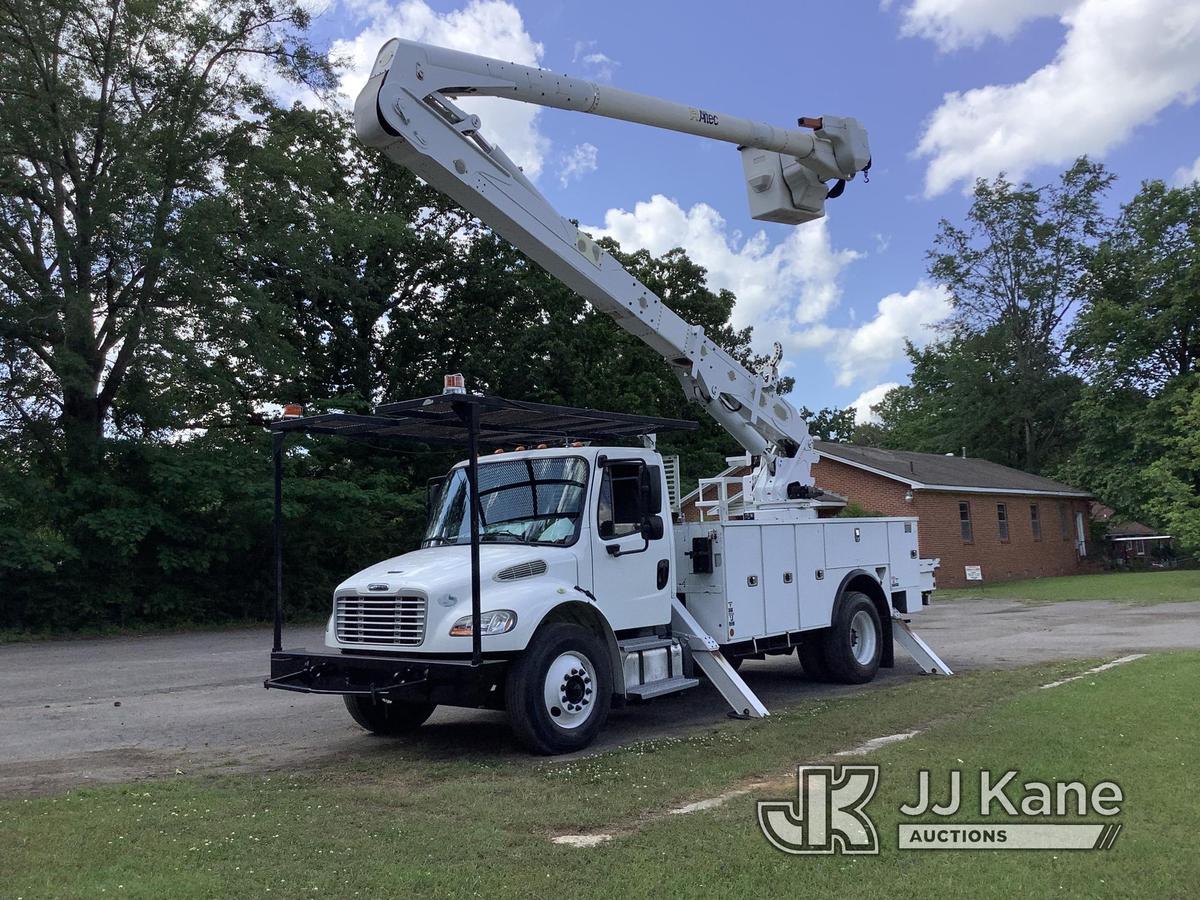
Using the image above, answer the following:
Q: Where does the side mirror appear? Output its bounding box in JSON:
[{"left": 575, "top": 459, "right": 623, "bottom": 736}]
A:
[
  {"left": 639, "top": 465, "right": 663, "bottom": 516},
  {"left": 640, "top": 514, "right": 665, "bottom": 542},
  {"left": 598, "top": 520, "right": 615, "bottom": 539}
]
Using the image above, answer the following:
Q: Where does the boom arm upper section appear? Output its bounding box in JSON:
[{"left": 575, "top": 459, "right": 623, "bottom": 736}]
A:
[{"left": 354, "top": 39, "right": 871, "bottom": 506}]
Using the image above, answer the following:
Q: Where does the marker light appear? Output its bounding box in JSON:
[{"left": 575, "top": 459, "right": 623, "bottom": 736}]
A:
[
  {"left": 443, "top": 373, "right": 466, "bottom": 394},
  {"left": 282, "top": 403, "right": 304, "bottom": 418},
  {"left": 450, "top": 610, "right": 517, "bottom": 636}
]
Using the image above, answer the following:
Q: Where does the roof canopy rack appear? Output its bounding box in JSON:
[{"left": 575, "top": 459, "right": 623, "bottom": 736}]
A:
[
  {"left": 271, "top": 392, "right": 698, "bottom": 447},
  {"left": 268, "top": 391, "right": 695, "bottom": 667}
]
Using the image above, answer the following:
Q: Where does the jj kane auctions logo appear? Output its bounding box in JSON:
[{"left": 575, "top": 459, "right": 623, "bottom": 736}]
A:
[{"left": 758, "top": 766, "right": 1124, "bottom": 854}]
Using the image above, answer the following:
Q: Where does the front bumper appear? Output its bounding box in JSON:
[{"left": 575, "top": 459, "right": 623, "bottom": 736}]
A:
[{"left": 265, "top": 649, "right": 508, "bottom": 708}]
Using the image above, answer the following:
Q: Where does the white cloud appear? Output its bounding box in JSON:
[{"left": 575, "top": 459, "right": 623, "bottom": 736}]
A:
[
  {"left": 911, "top": 0, "right": 1200, "bottom": 196},
  {"left": 331, "top": 0, "right": 550, "bottom": 178},
  {"left": 850, "top": 382, "right": 901, "bottom": 424},
  {"left": 1174, "top": 156, "right": 1200, "bottom": 186},
  {"left": 572, "top": 41, "right": 620, "bottom": 81},
  {"left": 587, "top": 195, "right": 861, "bottom": 332},
  {"left": 830, "top": 281, "right": 951, "bottom": 386},
  {"left": 899, "top": 0, "right": 1075, "bottom": 51},
  {"left": 586, "top": 195, "right": 949, "bottom": 388},
  {"left": 789, "top": 324, "right": 840, "bottom": 350},
  {"left": 559, "top": 142, "right": 599, "bottom": 187}
]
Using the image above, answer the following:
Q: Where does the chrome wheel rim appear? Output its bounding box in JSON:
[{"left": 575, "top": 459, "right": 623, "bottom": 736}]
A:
[
  {"left": 849, "top": 609, "right": 877, "bottom": 666},
  {"left": 543, "top": 651, "right": 597, "bottom": 729}
]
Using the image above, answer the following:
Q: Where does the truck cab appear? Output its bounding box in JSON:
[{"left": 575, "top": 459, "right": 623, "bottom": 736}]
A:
[
  {"left": 303, "top": 443, "right": 700, "bottom": 755},
  {"left": 326, "top": 446, "right": 675, "bottom": 658}
]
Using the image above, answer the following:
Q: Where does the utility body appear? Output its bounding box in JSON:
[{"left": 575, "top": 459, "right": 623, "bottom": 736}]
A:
[{"left": 265, "top": 40, "right": 950, "bottom": 754}]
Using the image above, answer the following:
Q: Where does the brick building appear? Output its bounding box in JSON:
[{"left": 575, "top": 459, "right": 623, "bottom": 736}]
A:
[{"left": 678, "top": 443, "right": 1093, "bottom": 589}]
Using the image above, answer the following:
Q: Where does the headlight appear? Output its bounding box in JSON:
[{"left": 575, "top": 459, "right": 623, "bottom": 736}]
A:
[{"left": 449, "top": 610, "right": 517, "bottom": 636}]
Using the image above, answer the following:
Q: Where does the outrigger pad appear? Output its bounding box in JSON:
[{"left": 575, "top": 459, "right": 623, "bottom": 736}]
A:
[{"left": 891, "top": 618, "right": 954, "bottom": 675}]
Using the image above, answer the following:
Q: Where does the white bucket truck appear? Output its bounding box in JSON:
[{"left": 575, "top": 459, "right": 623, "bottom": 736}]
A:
[{"left": 265, "top": 40, "right": 950, "bottom": 754}]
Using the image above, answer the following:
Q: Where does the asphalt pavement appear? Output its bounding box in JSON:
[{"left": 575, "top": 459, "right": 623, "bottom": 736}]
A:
[{"left": 3, "top": 598, "right": 1199, "bottom": 795}]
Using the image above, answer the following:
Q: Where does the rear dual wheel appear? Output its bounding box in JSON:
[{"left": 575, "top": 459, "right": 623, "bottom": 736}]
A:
[{"left": 799, "top": 591, "right": 882, "bottom": 685}]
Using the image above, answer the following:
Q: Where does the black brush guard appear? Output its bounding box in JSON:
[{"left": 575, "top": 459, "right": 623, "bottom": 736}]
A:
[{"left": 266, "top": 649, "right": 507, "bottom": 706}]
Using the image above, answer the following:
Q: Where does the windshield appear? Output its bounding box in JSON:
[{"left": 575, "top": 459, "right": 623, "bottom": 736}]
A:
[{"left": 423, "top": 456, "right": 589, "bottom": 547}]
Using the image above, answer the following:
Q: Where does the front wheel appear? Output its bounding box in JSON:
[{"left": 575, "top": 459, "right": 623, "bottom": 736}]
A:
[
  {"left": 343, "top": 695, "right": 436, "bottom": 735},
  {"left": 505, "top": 622, "right": 612, "bottom": 755}
]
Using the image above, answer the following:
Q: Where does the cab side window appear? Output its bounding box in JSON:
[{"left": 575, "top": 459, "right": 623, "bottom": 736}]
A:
[{"left": 598, "top": 463, "right": 643, "bottom": 538}]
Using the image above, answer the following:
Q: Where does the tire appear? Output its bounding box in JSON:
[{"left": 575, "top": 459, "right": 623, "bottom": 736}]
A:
[
  {"left": 343, "top": 695, "right": 436, "bottom": 736},
  {"left": 820, "top": 590, "right": 882, "bottom": 684},
  {"left": 505, "top": 622, "right": 613, "bottom": 755},
  {"left": 797, "top": 637, "right": 832, "bottom": 682}
]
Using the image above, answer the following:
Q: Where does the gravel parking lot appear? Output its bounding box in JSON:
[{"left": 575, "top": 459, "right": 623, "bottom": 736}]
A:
[{"left": 3, "top": 597, "right": 1199, "bottom": 795}]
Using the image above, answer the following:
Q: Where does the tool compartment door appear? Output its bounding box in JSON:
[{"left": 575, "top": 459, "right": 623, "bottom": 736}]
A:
[
  {"left": 761, "top": 524, "right": 799, "bottom": 634},
  {"left": 824, "top": 520, "right": 888, "bottom": 569},
  {"left": 722, "top": 526, "right": 765, "bottom": 641},
  {"left": 887, "top": 520, "right": 920, "bottom": 589},
  {"left": 795, "top": 523, "right": 830, "bottom": 629}
]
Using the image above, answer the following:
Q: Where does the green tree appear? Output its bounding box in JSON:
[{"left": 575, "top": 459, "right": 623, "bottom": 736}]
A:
[
  {"left": 1063, "top": 179, "right": 1200, "bottom": 547},
  {"left": 800, "top": 405, "right": 856, "bottom": 442},
  {"left": 871, "top": 329, "right": 1081, "bottom": 470},
  {"left": 0, "top": 0, "right": 332, "bottom": 473},
  {"left": 926, "top": 158, "right": 1112, "bottom": 471},
  {"left": 1070, "top": 180, "right": 1199, "bottom": 390}
]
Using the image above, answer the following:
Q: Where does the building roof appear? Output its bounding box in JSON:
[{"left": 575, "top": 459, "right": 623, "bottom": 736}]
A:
[
  {"left": 1089, "top": 502, "right": 1169, "bottom": 538},
  {"left": 814, "top": 441, "right": 1091, "bottom": 498},
  {"left": 1103, "top": 520, "right": 1165, "bottom": 538}
]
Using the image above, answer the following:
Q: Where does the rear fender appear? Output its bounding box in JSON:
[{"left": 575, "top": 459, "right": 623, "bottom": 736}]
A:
[{"left": 833, "top": 569, "right": 894, "bottom": 668}]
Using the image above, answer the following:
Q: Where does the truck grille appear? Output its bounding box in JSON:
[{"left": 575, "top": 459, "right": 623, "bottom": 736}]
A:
[{"left": 335, "top": 595, "right": 426, "bottom": 646}]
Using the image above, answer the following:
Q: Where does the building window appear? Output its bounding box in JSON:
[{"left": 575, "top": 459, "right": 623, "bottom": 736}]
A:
[
  {"left": 959, "top": 501, "right": 973, "bottom": 543},
  {"left": 997, "top": 503, "right": 1009, "bottom": 542},
  {"left": 1059, "top": 502, "right": 1070, "bottom": 541},
  {"left": 1030, "top": 503, "right": 1042, "bottom": 541}
]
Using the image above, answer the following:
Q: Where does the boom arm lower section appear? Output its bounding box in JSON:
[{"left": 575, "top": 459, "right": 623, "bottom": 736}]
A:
[{"left": 354, "top": 39, "right": 869, "bottom": 505}]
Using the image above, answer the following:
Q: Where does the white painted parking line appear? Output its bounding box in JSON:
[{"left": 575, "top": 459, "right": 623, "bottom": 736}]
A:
[
  {"left": 834, "top": 730, "right": 922, "bottom": 756},
  {"left": 1039, "top": 654, "right": 1146, "bottom": 689}
]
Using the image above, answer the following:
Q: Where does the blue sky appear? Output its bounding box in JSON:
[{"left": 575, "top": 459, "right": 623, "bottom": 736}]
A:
[{"left": 304, "top": 0, "right": 1200, "bottom": 419}]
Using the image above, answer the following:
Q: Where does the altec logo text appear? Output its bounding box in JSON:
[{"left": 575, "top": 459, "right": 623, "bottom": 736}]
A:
[{"left": 758, "top": 766, "right": 1124, "bottom": 854}]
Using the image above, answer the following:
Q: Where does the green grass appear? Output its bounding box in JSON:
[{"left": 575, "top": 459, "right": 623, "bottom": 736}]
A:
[
  {"left": 938, "top": 569, "right": 1200, "bottom": 604},
  {"left": 3, "top": 653, "right": 1197, "bottom": 898}
]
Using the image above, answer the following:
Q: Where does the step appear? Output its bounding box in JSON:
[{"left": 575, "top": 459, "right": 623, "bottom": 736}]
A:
[
  {"left": 618, "top": 635, "right": 678, "bottom": 653},
  {"left": 626, "top": 675, "right": 700, "bottom": 701}
]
